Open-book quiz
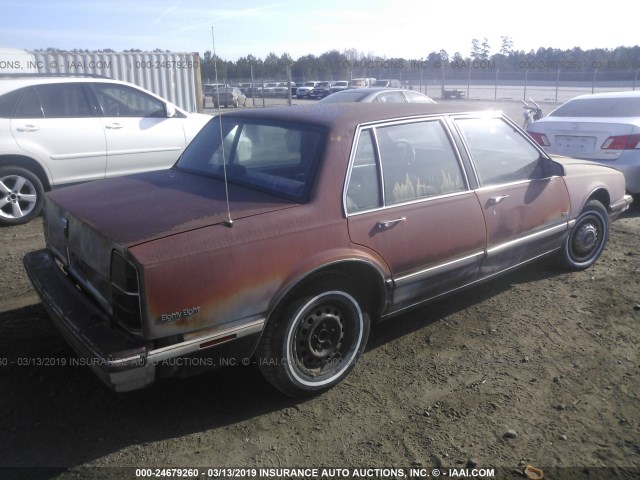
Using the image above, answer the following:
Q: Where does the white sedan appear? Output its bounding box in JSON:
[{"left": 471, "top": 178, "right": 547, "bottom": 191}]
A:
[{"left": 526, "top": 91, "right": 640, "bottom": 196}]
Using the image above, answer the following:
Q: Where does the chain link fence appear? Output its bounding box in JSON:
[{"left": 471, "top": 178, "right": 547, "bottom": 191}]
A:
[{"left": 205, "top": 65, "right": 640, "bottom": 109}]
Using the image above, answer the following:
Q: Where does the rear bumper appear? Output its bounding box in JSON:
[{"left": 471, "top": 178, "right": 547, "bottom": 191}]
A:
[
  {"left": 24, "top": 249, "right": 152, "bottom": 392},
  {"left": 24, "top": 249, "right": 265, "bottom": 392}
]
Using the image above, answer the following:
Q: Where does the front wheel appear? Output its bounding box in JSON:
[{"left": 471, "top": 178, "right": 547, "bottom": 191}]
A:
[
  {"left": 560, "top": 199, "right": 609, "bottom": 270},
  {"left": 0, "top": 166, "right": 45, "bottom": 226},
  {"left": 257, "top": 275, "right": 370, "bottom": 397}
]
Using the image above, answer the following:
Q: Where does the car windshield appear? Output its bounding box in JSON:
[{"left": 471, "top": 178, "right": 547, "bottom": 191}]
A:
[
  {"left": 320, "top": 90, "right": 369, "bottom": 103},
  {"left": 175, "top": 117, "right": 326, "bottom": 202},
  {"left": 550, "top": 97, "right": 640, "bottom": 117}
]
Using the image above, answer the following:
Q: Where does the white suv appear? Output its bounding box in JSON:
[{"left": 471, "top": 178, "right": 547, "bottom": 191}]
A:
[{"left": 0, "top": 76, "right": 211, "bottom": 225}]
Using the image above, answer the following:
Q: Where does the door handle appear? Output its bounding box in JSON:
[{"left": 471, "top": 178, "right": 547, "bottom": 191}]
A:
[
  {"left": 487, "top": 195, "right": 509, "bottom": 206},
  {"left": 105, "top": 123, "right": 124, "bottom": 130},
  {"left": 378, "top": 217, "right": 406, "bottom": 229},
  {"left": 16, "top": 125, "right": 40, "bottom": 132}
]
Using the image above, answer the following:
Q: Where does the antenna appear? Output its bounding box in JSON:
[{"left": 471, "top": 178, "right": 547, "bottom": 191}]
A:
[{"left": 212, "top": 27, "right": 234, "bottom": 227}]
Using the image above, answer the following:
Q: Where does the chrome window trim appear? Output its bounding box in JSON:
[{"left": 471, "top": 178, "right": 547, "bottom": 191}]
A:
[
  {"left": 343, "top": 115, "right": 472, "bottom": 218},
  {"left": 474, "top": 175, "right": 565, "bottom": 193},
  {"left": 347, "top": 189, "right": 476, "bottom": 217}
]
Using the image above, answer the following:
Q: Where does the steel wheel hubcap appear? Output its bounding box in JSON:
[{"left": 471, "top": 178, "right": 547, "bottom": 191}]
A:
[
  {"left": 296, "top": 306, "right": 345, "bottom": 368},
  {"left": 574, "top": 222, "right": 598, "bottom": 256}
]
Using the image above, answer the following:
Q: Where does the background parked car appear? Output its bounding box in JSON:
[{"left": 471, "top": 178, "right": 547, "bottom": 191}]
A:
[
  {"left": 309, "top": 81, "right": 334, "bottom": 99},
  {"left": 526, "top": 91, "right": 640, "bottom": 196},
  {"left": 0, "top": 75, "right": 210, "bottom": 226},
  {"left": 328, "top": 80, "right": 350, "bottom": 94},
  {"left": 350, "top": 77, "right": 376, "bottom": 88},
  {"left": 317, "top": 87, "right": 436, "bottom": 104},
  {"left": 210, "top": 86, "right": 247, "bottom": 108},
  {"left": 296, "top": 81, "right": 320, "bottom": 98}
]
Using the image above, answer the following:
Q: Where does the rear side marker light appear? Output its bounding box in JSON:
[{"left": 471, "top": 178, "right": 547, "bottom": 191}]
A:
[
  {"left": 601, "top": 134, "right": 640, "bottom": 150},
  {"left": 200, "top": 334, "right": 236, "bottom": 349}
]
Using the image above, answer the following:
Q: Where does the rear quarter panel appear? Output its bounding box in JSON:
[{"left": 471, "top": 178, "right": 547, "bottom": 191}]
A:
[{"left": 129, "top": 121, "right": 390, "bottom": 340}]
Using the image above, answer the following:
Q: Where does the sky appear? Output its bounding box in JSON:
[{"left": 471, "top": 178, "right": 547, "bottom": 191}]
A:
[{"left": 0, "top": 0, "right": 637, "bottom": 61}]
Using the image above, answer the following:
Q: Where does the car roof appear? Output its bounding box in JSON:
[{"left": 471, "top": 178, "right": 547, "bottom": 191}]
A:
[
  {"left": 0, "top": 75, "right": 143, "bottom": 96},
  {"left": 220, "top": 103, "right": 489, "bottom": 130},
  {"left": 570, "top": 90, "right": 640, "bottom": 100},
  {"left": 332, "top": 87, "right": 410, "bottom": 95},
  {"left": 0, "top": 75, "right": 185, "bottom": 113}
]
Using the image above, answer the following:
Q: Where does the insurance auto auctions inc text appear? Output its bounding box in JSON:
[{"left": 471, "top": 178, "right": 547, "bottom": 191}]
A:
[{"left": 145, "top": 467, "right": 496, "bottom": 479}]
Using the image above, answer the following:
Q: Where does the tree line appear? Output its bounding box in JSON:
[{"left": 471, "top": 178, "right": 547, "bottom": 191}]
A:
[
  {"left": 201, "top": 39, "right": 640, "bottom": 83},
  {"left": 33, "top": 39, "right": 640, "bottom": 84}
]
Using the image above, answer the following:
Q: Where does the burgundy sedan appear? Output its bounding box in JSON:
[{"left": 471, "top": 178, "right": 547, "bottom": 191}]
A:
[{"left": 24, "top": 104, "right": 632, "bottom": 396}]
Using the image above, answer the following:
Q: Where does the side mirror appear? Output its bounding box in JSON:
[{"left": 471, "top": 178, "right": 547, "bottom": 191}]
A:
[
  {"left": 546, "top": 157, "right": 565, "bottom": 177},
  {"left": 166, "top": 103, "right": 176, "bottom": 118}
]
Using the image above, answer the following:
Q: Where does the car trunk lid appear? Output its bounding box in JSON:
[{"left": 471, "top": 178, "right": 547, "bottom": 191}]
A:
[
  {"left": 45, "top": 168, "right": 300, "bottom": 248},
  {"left": 534, "top": 117, "right": 639, "bottom": 160}
]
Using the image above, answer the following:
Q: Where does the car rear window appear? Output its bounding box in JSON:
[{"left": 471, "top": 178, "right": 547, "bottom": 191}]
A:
[
  {"left": 550, "top": 97, "right": 640, "bottom": 117},
  {"left": 175, "top": 117, "right": 326, "bottom": 202}
]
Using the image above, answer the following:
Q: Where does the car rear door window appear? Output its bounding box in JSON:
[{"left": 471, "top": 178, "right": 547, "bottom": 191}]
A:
[
  {"left": 376, "top": 120, "right": 465, "bottom": 205},
  {"left": 13, "top": 87, "right": 44, "bottom": 118},
  {"left": 0, "top": 89, "right": 23, "bottom": 117},
  {"left": 35, "top": 83, "right": 92, "bottom": 117},
  {"left": 456, "top": 117, "right": 546, "bottom": 186}
]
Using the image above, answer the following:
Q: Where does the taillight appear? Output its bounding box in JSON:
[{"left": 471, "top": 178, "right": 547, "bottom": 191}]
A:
[
  {"left": 111, "top": 250, "right": 142, "bottom": 332},
  {"left": 601, "top": 134, "right": 640, "bottom": 150},
  {"left": 528, "top": 131, "right": 550, "bottom": 147}
]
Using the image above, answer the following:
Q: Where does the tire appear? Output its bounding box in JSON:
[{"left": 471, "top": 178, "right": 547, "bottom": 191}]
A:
[
  {"left": 257, "top": 274, "right": 370, "bottom": 397},
  {"left": 560, "top": 199, "right": 609, "bottom": 270},
  {"left": 0, "top": 166, "right": 45, "bottom": 226}
]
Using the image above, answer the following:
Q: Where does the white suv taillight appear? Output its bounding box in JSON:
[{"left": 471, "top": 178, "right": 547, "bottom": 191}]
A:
[{"left": 601, "top": 134, "right": 640, "bottom": 150}]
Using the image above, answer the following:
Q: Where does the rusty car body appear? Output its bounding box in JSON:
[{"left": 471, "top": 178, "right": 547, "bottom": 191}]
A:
[{"left": 24, "top": 103, "right": 632, "bottom": 396}]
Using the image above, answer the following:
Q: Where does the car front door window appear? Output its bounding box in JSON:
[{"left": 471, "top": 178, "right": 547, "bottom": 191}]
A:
[{"left": 455, "top": 117, "right": 545, "bottom": 186}]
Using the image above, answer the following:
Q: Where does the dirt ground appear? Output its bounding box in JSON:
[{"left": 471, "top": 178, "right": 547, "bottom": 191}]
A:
[{"left": 0, "top": 99, "right": 639, "bottom": 480}]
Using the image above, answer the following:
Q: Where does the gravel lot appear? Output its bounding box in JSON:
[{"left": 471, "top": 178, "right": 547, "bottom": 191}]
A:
[{"left": 0, "top": 99, "right": 638, "bottom": 480}]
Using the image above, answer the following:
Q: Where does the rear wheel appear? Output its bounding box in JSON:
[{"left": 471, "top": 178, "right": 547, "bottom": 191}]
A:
[
  {"left": 560, "top": 199, "right": 609, "bottom": 270},
  {"left": 257, "top": 274, "right": 370, "bottom": 397},
  {"left": 0, "top": 166, "right": 45, "bottom": 226}
]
